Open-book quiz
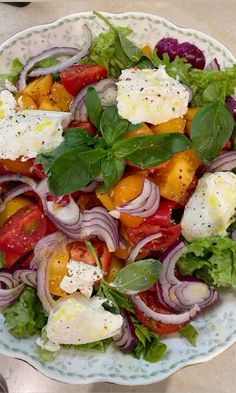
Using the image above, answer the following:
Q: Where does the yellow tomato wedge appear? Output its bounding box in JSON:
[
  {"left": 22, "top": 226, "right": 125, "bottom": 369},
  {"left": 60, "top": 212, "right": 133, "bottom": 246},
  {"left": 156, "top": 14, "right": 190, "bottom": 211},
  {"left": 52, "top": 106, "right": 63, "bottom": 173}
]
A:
[{"left": 0, "top": 197, "right": 33, "bottom": 226}]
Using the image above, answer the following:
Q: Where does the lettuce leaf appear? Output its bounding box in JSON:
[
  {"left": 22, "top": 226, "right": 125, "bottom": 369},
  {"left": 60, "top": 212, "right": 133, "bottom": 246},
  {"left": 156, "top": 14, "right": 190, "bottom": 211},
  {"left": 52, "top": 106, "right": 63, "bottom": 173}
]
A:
[
  {"left": 131, "top": 318, "right": 167, "bottom": 362},
  {"left": 0, "top": 58, "right": 23, "bottom": 85},
  {"left": 186, "top": 65, "right": 236, "bottom": 106},
  {"left": 2, "top": 287, "right": 47, "bottom": 337},
  {"left": 179, "top": 324, "right": 198, "bottom": 345},
  {"left": 178, "top": 236, "right": 236, "bottom": 287},
  {"left": 81, "top": 26, "right": 133, "bottom": 77}
]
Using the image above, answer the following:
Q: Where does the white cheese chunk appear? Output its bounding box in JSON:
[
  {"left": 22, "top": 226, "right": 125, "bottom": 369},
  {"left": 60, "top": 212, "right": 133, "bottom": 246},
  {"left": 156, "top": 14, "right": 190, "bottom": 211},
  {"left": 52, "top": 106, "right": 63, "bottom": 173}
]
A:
[
  {"left": 46, "top": 294, "right": 123, "bottom": 345},
  {"left": 0, "top": 90, "right": 72, "bottom": 161},
  {"left": 60, "top": 260, "right": 103, "bottom": 298},
  {"left": 116, "top": 66, "right": 189, "bottom": 125},
  {"left": 181, "top": 172, "right": 236, "bottom": 241}
]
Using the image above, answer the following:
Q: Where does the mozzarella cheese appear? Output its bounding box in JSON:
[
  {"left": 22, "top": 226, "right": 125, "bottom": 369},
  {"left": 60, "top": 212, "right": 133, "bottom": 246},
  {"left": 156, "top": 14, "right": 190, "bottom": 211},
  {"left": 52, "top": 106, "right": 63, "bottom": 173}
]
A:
[
  {"left": 0, "top": 90, "right": 72, "bottom": 161},
  {"left": 116, "top": 66, "right": 189, "bottom": 125},
  {"left": 181, "top": 172, "right": 236, "bottom": 241},
  {"left": 46, "top": 294, "right": 123, "bottom": 345},
  {"left": 60, "top": 260, "right": 103, "bottom": 298}
]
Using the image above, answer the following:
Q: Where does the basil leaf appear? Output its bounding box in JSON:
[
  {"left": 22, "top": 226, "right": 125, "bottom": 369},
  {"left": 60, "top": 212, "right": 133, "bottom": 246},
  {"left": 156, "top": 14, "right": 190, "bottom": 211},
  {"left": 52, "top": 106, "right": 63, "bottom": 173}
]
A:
[
  {"left": 85, "top": 87, "right": 103, "bottom": 128},
  {"left": 36, "top": 128, "right": 94, "bottom": 173},
  {"left": 101, "top": 157, "right": 125, "bottom": 191},
  {"left": 0, "top": 252, "right": 5, "bottom": 268},
  {"left": 110, "top": 259, "right": 162, "bottom": 294},
  {"left": 143, "top": 341, "right": 167, "bottom": 363},
  {"left": 100, "top": 106, "right": 129, "bottom": 145},
  {"left": 179, "top": 324, "right": 198, "bottom": 346},
  {"left": 191, "top": 102, "right": 234, "bottom": 163},
  {"left": 64, "top": 128, "right": 94, "bottom": 147},
  {"left": 78, "top": 148, "right": 107, "bottom": 164},
  {"left": 48, "top": 147, "right": 101, "bottom": 195},
  {"left": 113, "top": 134, "right": 192, "bottom": 167}
]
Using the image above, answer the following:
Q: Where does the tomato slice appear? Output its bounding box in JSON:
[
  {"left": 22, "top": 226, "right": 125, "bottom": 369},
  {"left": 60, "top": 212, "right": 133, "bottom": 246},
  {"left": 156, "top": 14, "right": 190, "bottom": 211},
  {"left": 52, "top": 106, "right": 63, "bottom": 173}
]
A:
[
  {"left": 127, "top": 223, "right": 181, "bottom": 251},
  {"left": 68, "top": 120, "right": 96, "bottom": 136},
  {"left": 61, "top": 65, "right": 108, "bottom": 96},
  {"left": 145, "top": 200, "right": 177, "bottom": 228},
  {"left": 135, "top": 291, "right": 183, "bottom": 334},
  {"left": 71, "top": 240, "right": 111, "bottom": 275},
  {"left": 0, "top": 205, "right": 47, "bottom": 254}
]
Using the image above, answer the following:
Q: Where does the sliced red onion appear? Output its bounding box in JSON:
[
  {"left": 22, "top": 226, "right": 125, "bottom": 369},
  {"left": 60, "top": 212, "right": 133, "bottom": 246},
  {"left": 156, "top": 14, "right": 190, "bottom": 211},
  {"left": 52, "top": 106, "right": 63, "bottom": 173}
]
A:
[
  {"left": 226, "top": 96, "right": 236, "bottom": 120},
  {"left": 36, "top": 232, "right": 68, "bottom": 312},
  {"left": 127, "top": 233, "right": 162, "bottom": 263},
  {"left": 0, "top": 174, "right": 37, "bottom": 189},
  {"left": 81, "top": 207, "right": 119, "bottom": 252},
  {"left": 0, "top": 272, "right": 25, "bottom": 307},
  {"left": 70, "top": 78, "right": 117, "bottom": 119},
  {"left": 204, "top": 151, "right": 236, "bottom": 173},
  {"left": 17, "top": 47, "right": 79, "bottom": 91},
  {"left": 0, "top": 184, "right": 32, "bottom": 213},
  {"left": 131, "top": 294, "right": 200, "bottom": 324},
  {"left": 116, "top": 180, "right": 160, "bottom": 218},
  {"left": 0, "top": 272, "right": 19, "bottom": 288},
  {"left": 205, "top": 58, "right": 221, "bottom": 70},
  {"left": 113, "top": 309, "right": 138, "bottom": 352},
  {"left": 29, "top": 25, "right": 92, "bottom": 79},
  {"left": 157, "top": 241, "right": 219, "bottom": 312},
  {"left": 12, "top": 269, "right": 37, "bottom": 287}
]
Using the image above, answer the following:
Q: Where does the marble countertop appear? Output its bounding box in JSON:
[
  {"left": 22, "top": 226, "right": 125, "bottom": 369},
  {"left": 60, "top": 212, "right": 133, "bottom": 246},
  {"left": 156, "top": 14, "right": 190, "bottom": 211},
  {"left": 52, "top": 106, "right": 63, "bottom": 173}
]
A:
[{"left": 0, "top": 1, "right": 236, "bottom": 392}]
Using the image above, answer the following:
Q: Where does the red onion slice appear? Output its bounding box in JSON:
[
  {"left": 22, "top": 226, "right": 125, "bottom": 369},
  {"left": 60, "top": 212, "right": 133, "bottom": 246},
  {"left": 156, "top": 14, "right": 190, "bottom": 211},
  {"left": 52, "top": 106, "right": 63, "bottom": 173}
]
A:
[
  {"left": 128, "top": 233, "right": 162, "bottom": 263},
  {"left": 79, "top": 180, "right": 100, "bottom": 193},
  {"left": 116, "top": 180, "right": 160, "bottom": 218},
  {"left": 0, "top": 174, "right": 37, "bottom": 189},
  {"left": 157, "top": 241, "right": 219, "bottom": 312},
  {"left": 0, "top": 184, "right": 32, "bottom": 213},
  {"left": 70, "top": 78, "right": 117, "bottom": 119},
  {"left": 204, "top": 151, "right": 236, "bottom": 173},
  {"left": 205, "top": 58, "right": 221, "bottom": 70},
  {"left": 0, "top": 272, "right": 25, "bottom": 307},
  {"left": 29, "top": 25, "right": 92, "bottom": 79},
  {"left": 12, "top": 269, "right": 37, "bottom": 288},
  {"left": 113, "top": 309, "right": 138, "bottom": 352},
  {"left": 0, "top": 272, "right": 19, "bottom": 288},
  {"left": 36, "top": 232, "right": 68, "bottom": 312},
  {"left": 131, "top": 294, "right": 200, "bottom": 324}
]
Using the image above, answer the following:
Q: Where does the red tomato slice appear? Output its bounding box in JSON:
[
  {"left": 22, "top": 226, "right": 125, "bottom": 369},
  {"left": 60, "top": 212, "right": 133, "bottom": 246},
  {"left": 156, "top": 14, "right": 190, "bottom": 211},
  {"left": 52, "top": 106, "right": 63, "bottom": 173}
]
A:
[
  {"left": 61, "top": 65, "right": 108, "bottom": 96},
  {"left": 0, "top": 205, "right": 47, "bottom": 254},
  {"left": 4, "top": 252, "right": 24, "bottom": 268},
  {"left": 127, "top": 223, "right": 181, "bottom": 251},
  {"left": 68, "top": 120, "right": 96, "bottom": 136},
  {"left": 71, "top": 240, "right": 111, "bottom": 275},
  {"left": 135, "top": 291, "right": 183, "bottom": 334},
  {"left": 145, "top": 200, "right": 177, "bottom": 228}
]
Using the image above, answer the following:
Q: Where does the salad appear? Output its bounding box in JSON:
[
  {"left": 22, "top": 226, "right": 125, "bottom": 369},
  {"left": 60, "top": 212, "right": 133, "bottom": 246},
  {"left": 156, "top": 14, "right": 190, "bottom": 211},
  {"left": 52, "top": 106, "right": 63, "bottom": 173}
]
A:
[{"left": 0, "top": 11, "right": 236, "bottom": 364}]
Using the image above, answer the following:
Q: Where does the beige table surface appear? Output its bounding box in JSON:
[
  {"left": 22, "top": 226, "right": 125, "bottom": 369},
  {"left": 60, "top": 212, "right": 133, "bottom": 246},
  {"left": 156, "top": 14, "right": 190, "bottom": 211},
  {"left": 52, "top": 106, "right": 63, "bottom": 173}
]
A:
[{"left": 0, "top": 1, "right": 236, "bottom": 392}]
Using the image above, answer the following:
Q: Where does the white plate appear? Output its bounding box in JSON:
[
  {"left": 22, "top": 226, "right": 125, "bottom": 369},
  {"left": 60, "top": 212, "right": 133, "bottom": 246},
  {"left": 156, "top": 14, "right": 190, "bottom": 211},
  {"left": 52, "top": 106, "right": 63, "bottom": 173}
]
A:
[{"left": 0, "top": 11, "right": 236, "bottom": 386}]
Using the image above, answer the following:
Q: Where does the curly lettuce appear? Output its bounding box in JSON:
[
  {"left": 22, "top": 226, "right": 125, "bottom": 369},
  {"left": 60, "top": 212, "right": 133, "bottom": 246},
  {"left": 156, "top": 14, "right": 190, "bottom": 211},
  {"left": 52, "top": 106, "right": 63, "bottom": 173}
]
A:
[{"left": 178, "top": 236, "right": 236, "bottom": 288}]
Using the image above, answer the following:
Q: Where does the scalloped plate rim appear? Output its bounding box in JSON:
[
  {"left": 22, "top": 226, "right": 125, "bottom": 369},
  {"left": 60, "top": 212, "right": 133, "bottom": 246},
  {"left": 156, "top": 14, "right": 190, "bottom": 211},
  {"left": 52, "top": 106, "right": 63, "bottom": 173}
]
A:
[{"left": 0, "top": 11, "right": 236, "bottom": 386}]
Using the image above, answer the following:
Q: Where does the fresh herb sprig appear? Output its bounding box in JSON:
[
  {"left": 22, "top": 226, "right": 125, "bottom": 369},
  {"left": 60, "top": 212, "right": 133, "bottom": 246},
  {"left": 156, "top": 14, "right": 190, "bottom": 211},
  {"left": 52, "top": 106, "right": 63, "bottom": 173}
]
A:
[{"left": 37, "top": 89, "right": 192, "bottom": 196}]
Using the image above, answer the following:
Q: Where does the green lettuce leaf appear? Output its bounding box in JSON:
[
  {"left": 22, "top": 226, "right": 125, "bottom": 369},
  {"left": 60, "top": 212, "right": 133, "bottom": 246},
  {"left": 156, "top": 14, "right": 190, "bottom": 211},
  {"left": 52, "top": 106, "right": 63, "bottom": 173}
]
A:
[
  {"left": 131, "top": 318, "right": 167, "bottom": 362},
  {"left": 186, "top": 65, "right": 236, "bottom": 106},
  {"left": 178, "top": 236, "right": 236, "bottom": 287},
  {"left": 0, "top": 58, "right": 23, "bottom": 85},
  {"left": 2, "top": 287, "right": 47, "bottom": 337},
  {"left": 179, "top": 324, "right": 198, "bottom": 345}
]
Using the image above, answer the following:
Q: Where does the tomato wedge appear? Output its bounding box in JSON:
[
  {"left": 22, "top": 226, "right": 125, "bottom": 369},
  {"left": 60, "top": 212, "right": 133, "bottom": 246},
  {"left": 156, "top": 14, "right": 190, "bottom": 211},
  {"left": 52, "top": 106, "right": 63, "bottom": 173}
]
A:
[
  {"left": 127, "top": 223, "right": 181, "bottom": 251},
  {"left": 145, "top": 200, "right": 177, "bottom": 228},
  {"left": 71, "top": 240, "right": 111, "bottom": 275},
  {"left": 68, "top": 120, "right": 96, "bottom": 136},
  {"left": 61, "top": 64, "right": 108, "bottom": 96},
  {"left": 0, "top": 205, "right": 47, "bottom": 254},
  {"left": 135, "top": 291, "right": 184, "bottom": 334}
]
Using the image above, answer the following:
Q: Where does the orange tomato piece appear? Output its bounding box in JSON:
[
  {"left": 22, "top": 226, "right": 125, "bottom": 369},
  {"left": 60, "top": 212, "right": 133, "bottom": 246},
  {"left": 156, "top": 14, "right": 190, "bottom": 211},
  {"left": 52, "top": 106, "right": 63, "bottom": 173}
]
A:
[
  {"left": 126, "top": 123, "right": 153, "bottom": 138},
  {"left": 21, "top": 75, "right": 54, "bottom": 106},
  {"left": 48, "top": 247, "right": 70, "bottom": 296},
  {"left": 39, "top": 97, "right": 60, "bottom": 111},
  {"left": 50, "top": 82, "right": 74, "bottom": 111},
  {"left": 151, "top": 118, "right": 186, "bottom": 134},
  {"left": 142, "top": 45, "right": 153, "bottom": 57},
  {"left": 17, "top": 95, "right": 37, "bottom": 110},
  {"left": 0, "top": 158, "right": 34, "bottom": 176},
  {"left": 153, "top": 149, "right": 202, "bottom": 203},
  {"left": 184, "top": 107, "right": 200, "bottom": 136}
]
